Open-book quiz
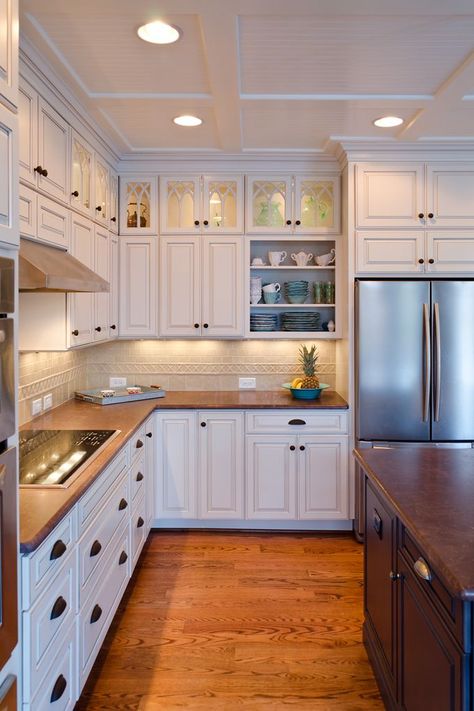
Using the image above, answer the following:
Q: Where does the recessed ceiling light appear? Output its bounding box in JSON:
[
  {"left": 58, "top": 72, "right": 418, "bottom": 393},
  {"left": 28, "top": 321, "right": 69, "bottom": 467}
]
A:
[
  {"left": 137, "top": 21, "right": 182, "bottom": 45},
  {"left": 373, "top": 115, "right": 404, "bottom": 128},
  {"left": 173, "top": 115, "right": 203, "bottom": 127}
]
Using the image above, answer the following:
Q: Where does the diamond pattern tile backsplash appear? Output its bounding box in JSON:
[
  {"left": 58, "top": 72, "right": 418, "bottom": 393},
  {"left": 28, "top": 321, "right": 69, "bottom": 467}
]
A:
[{"left": 19, "top": 340, "right": 338, "bottom": 425}]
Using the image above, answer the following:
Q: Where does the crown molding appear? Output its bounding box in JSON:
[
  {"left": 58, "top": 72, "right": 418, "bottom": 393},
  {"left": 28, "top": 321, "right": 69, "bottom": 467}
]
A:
[{"left": 335, "top": 138, "right": 474, "bottom": 163}]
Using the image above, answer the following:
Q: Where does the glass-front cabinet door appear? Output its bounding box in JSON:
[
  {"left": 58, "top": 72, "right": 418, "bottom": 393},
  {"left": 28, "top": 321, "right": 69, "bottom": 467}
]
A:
[
  {"left": 160, "top": 176, "right": 200, "bottom": 234},
  {"left": 94, "top": 158, "right": 109, "bottom": 224},
  {"left": 246, "top": 176, "right": 292, "bottom": 233},
  {"left": 294, "top": 175, "right": 340, "bottom": 234},
  {"left": 70, "top": 132, "right": 92, "bottom": 216},
  {"left": 109, "top": 171, "right": 118, "bottom": 233},
  {"left": 202, "top": 176, "right": 243, "bottom": 233},
  {"left": 119, "top": 176, "right": 157, "bottom": 235}
]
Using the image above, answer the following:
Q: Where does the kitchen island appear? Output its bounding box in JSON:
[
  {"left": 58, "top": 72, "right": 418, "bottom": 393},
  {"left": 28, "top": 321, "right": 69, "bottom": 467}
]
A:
[{"left": 355, "top": 446, "right": 474, "bottom": 711}]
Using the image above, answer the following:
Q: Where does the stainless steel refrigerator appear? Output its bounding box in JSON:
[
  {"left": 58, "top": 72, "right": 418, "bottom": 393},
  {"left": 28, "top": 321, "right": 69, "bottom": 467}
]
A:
[{"left": 354, "top": 279, "right": 474, "bottom": 538}]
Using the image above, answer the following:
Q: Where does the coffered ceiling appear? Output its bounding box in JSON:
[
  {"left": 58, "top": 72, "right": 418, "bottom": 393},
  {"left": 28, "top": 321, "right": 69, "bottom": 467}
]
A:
[{"left": 19, "top": 0, "right": 474, "bottom": 157}]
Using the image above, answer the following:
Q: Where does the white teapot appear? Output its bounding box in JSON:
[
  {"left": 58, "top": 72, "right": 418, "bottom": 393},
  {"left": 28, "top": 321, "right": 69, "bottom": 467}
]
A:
[
  {"left": 291, "top": 251, "right": 313, "bottom": 267},
  {"left": 315, "top": 248, "right": 336, "bottom": 266}
]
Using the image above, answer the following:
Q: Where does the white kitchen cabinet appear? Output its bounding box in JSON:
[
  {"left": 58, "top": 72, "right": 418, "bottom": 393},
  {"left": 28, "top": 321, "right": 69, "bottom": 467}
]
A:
[
  {"left": 70, "top": 131, "right": 93, "bottom": 217},
  {"left": 109, "top": 170, "right": 118, "bottom": 233},
  {"left": 37, "top": 96, "right": 69, "bottom": 202},
  {"left": 19, "top": 183, "right": 36, "bottom": 238},
  {"left": 246, "top": 174, "right": 340, "bottom": 234},
  {"left": 119, "top": 236, "right": 158, "bottom": 338},
  {"left": 0, "top": 0, "right": 18, "bottom": 109},
  {"left": 297, "top": 436, "right": 348, "bottom": 520},
  {"left": 160, "top": 175, "right": 244, "bottom": 234},
  {"left": 246, "top": 435, "right": 297, "bottom": 520},
  {"left": 0, "top": 101, "right": 17, "bottom": 247},
  {"left": 69, "top": 213, "right": 94, "bottom": 346},
  {"left": 18, "top": 79, "right": 37, "bottom": 185},
  {"left": 356, "top": 230, "right": 474, "bottom": 274},
  {"left": 119, "top": 176, "right": 157, "bottom": 235},
  {"left": 199, "top": 412, "right": 244, "bottom": 519},
  {"left": 37, "top": 194, "right": 69, "bottom": 249},
  {"left": 426, "top": 164, "right": 474, "bottom": 228},
  {"left": 144, "top": 416, "right": 155, "bottom": 532},
  {"left": 155, "top": 412, "right": 198, "bottom": 519},
  {"left": 94, "top": 156, "right": 109, "bottom": 226},
  {"left": 108, "top": 232, "right": 119, "bottom": 338},
  {"left": 159, "top": 235, "right": 243, "bottom": 338},
  {"left": 93, "top": 225, "right": 109, "bottom": 341}
]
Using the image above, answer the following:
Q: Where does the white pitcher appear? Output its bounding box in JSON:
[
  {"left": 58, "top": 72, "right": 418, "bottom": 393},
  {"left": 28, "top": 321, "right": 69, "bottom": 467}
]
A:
[{"left": 291, "top": 251, "right": 313, "bottom": 267}]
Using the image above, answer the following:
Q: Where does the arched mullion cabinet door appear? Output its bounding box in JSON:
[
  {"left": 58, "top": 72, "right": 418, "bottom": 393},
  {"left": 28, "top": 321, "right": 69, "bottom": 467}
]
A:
[
  {"left": 202, "top": 175, "right": 244, "bottom": 234},
  {"left": 119, "top": 175, "right": 157, "bottom": 235},
  {"left": 245, "top": 176, "right": 292, "bottom": 234},
  {"left": 94, "top": 157, "right": 109, "bottom": 225},
  {"left": 71, "top": 131, "right": 93, "bottom": 217},
  {"left": 109, "top": 171, "right": 119, "bottom": 234},
  {"left": 159, "top": 176, "right": 201, "bottom": 234},
  {"left": 294, "top": 175, "right": 340, "bottom": 235}
]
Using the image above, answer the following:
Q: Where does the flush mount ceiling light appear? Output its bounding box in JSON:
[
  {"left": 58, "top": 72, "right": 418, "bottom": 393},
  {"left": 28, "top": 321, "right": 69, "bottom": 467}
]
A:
[
  {"left": 373, "top": 115, "right": 404, "bottom": 128},
  {"left": 137, "top": 21, "right": 182, "bottom": 44},
  {"left": 173, "top": 115, "right": 203, "bottom": 127}
]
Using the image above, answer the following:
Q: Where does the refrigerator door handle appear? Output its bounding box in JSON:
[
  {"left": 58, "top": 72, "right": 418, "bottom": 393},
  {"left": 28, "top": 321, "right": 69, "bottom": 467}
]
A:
[
  {"left": 423, "top": 304, "right": 431, "bottom": 422},
  {"left": 433, "top": 302, "right": 441, "bottom": 422}
]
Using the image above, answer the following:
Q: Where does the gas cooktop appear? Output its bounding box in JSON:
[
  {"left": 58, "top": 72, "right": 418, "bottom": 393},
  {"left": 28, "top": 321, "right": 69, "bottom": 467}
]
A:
[{"left": 19, "top": 429, "right": 120, "bottom": 487}]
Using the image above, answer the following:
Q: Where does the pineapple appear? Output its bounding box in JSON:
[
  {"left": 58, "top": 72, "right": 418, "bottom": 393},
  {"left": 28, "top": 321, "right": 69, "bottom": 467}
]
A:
[{"left": 299, "top": 344, "right": 320, "bottom": 389}]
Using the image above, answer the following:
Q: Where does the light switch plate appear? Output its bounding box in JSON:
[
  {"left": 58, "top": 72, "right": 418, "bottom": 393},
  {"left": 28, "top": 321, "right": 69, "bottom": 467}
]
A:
[
  {"left": 32, "top": 398, "right": 42, "bottom": 416},
  {"left": 110, "top": 377, "right": 127, "bottom": 388},
  {"left": 239, "top": 377, "right": 256, "bottom": 389}
]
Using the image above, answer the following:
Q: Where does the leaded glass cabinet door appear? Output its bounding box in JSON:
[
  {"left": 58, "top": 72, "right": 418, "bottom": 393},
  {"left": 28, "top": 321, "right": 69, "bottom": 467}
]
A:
[
  {"left": 159, "top": 176, "right": 200, "bottom": 234},
  {"left": 71, "top": 132, "right": 92, "bottom": 217},
  {"left": 202, "top": 176, "right": 243, "bottom": 233},
  {"left": 94, "top": 158, "right": 109, "bottom": 224},
  {"left": 294, "top": 175, "right": 340, "bottom": 234},
  {"left": 246, "top": 176, "right": 292, "bottom": 233},
  {"left": 119, "top": 176, "right": 157, "bottom": 235},
  {"left": 109, "top": 171, "right": 118, "bottom": 233}
]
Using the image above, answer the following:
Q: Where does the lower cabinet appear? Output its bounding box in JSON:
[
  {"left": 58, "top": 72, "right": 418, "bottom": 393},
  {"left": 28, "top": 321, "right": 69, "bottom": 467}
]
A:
[
  {"left": 363, "top": 474, "right": 471, "bottom": 711},
  {"left": 155, "top": 412, "right": 198, "bottom": 518}
]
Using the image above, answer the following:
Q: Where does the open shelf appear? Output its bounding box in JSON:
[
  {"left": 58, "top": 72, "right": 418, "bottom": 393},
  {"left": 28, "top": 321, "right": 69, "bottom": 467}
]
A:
[
  {"left": 250, "top": 303, "right": 335, "bottom": 308},
  {"left": 250, "top": 265, "right": 335, "bottom": 270}
]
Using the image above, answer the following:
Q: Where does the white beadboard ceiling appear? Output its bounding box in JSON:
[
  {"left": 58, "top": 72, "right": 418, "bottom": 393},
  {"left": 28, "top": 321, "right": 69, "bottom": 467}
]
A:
[{"left": 19, "top": 0, "right": 474, "bottom": 156}]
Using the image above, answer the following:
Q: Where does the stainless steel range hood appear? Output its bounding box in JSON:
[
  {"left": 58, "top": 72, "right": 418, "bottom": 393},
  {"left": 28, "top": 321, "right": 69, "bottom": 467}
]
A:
[{"left": 19, "top": 238, "right": 109, "bottom": 293}]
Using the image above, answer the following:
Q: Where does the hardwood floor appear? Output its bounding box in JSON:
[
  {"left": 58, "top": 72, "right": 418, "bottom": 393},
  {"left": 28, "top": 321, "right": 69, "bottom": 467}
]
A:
[{"left": 75, "top": 531, "right": 383, "bottom": 710}]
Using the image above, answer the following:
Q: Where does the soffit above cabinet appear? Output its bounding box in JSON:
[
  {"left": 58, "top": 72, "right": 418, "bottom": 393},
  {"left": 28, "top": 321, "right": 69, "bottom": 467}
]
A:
[{"left": 19, "top": 0, "right": 474, "bottom": 157}]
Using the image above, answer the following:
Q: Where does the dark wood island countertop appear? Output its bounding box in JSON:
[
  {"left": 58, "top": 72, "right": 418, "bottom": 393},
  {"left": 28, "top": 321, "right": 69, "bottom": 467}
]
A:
[
  {"left": 20, "top": 389, "right": 348, "bottom": 553},
  {"left": 354, "top": 446, "right": 474, "bottom": 600}
]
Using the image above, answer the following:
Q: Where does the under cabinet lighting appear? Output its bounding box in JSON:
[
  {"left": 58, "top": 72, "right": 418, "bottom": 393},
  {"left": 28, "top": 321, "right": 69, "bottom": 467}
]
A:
[
  {"left": 137, "top": 21, "right": 182, "bottom": 45},
  {"left": 373, "top": 116, "right": 404, "bottom": 128},
  {"left": 173, "top": 115, "right": 203, "bottom": 127}
]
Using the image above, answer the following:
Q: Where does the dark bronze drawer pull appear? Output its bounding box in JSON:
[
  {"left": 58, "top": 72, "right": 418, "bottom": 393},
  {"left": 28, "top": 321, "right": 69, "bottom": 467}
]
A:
[
  {"left": 50, "top": 539, "right": 67, "bottom": 561},
  {"left": 118, "top": 498, "right": 128, "bottom": 511},
  {"left": 136, "top": 472, "right": 144, "bottom": 482},
  {"left": 137, "top": 517, "right": 145, "bottom": 528},
  {"left": 136, "top": 439, "right": 144, "bottom": 449},
  {"left": 90, "top": 540, "right": 102, "bottom": 557},
  {"left": 50, "top": 674, "right": 67, "bottom": 703},
  {"left": 288, "top": 418, "right": 306, "bottom": 425},
  {"left": 90, "top": 604, "right": 102, "bottom": 624},
  {"left": 50, "top": 596, "right": 67, "bottom": 620},
  {"left": 119, "top": 550, "right": 128, "bottom": 565},
  {"left": 373, "top": 509, "right": 383, "bottom": 538}
]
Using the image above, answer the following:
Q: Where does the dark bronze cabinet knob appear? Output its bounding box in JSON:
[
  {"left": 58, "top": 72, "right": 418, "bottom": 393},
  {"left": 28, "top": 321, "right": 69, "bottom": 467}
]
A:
[
  {"left": 418, "top": 212, "right": 424, "bottom": 219},
  {"left": 428, "top": 212, "right": 434, "bottom": 219},
  {"left": 418, "top": 258, "right": 424, "bottom": 264},
  {"left": 34, "top": 165, "right": 43, "bottom": 174},
  {"left": 72, "top": 329, "right": 79, "bottom": 336},
  {"left": 299, "top": 445, "right": 305, "bottom": 451},
  {"left": 71, "top": 190, "right": 79, "bottom": 197},
  {"left": 42, "top": 168, "right": 48, "bottom": 177},
  {"left": 110, "top": 324, "right": 116, "bottom": 330},
  {"left": 286, "top": 219, "right": 292, "bottom": 225},
  {"left": 194, "top": 220, "right": 200, "bottom": 226},
  {"left": 200, "top": 421, "right": 206, "bottom": 427},
  {"left": 428, "top": 258, "right": 435, "bottom": 264},
  {"left": 95, "top": 326, "right": 102, "bottom": 332},
  {"left": 96, "top": 205, "right": 102, "bottom": 212},
  {"left": 203, "top": 220, "right": 209, "bottom": 226},
  {"left": 203, "top": 323, "right": 209, "bottom": 328},
  {"left": 111, "top": 216, "right": 117, "bottom": 222},
  {"left": 194, "top": 323, "right": 200, "bottom": 328},
  {"left": 289, "top": 445, "right": 296, "bottom": 451},
  {"left": 295, "top": 219, "right": 301, "bottom": 226},
  {"left": 146, "top": 432, "right": 152, "bottom": 438}
]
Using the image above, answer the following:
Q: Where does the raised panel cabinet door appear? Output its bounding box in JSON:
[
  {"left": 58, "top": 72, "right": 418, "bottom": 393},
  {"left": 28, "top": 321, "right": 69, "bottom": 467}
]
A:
[
  {"left": 0, "top": 102, "right": 17, "bottom": 247},
  {"left": 159, "top": 176, "right": 201, "bottom": 234},
  {"left": 201, "top": 237, "right": 243, "bottom": 337},
  {"left": 19, "top": 182, "right": 36, "bottom": 239},
  {"left": 119, "top": 237, "right": 157, "bottom": 337},
  {"left": 245, "top": 435, "right": 297, "bottom": 520},
  {"left": 119, "top": 176, "right": 157, "bottom": 235},
  {"left": 297, "top": 436, "right": 348, "bottom": 520},
  {"left": 294, "top": 175, "right": 340, "bottom": 234},
  {"left": 37, "top": 194, "right": 69, "bottom": 249},
  {"left": 427, "top": 231, "right": 474, "bottom": 274},
  {"left": 19, "top": 79, "right": 37, "bottom": 185},
  {"left": 144, "top": 416, "right": 155, "bottom": 530},
  {"left": 159, "top": 237, "right": 200, "bottom": 337},
  {"left": 70, "top": 131, "right": 93, "bottom": 216},
  {"left": 108, "top": 233, "right": 119, "bottom": 338},
  {"left": 155, "top": 412, "right": 197, "bottom": 519},
  {"left": 37, "top": 97, "right": 69, "bottom": 202},
  {"left": 202, "top": 175, "right": 243, "bottom": 233},
  {"left": 93, "top": 226, "right": 109, "bottom": 341},
  {"left": 426, "top": 164, "right": 474, "bottom": 228},
  {"left": 69, "top": 214, "right": 94, "bottom": 346},
  {"left": 94, "top": 157, "right": 109, "bottom": 225},
  {"left": 246, "top": 176, "right": 292, "bottom": 233},
  {"left": 199, "top": 412, "right": 244, "bottom": 519},
  {"left": 397, "top": 553, "right": 466, "bottom": 711},
  {"left": 0, "top": 0, "right": 18, "bottom": 108},
  {"left": 356, "top": 230, "right": 425, "bottom": 274},
  {"left": 109, "top": 171, "right": 118, "bottom": 233},
  {"left": 356, "top": 163, "right": 425, "bottom": 228}
]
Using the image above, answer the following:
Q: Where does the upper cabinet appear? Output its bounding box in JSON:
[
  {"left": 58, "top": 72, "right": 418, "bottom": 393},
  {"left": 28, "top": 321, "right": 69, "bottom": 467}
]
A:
[
  {"left": 94, "top": 156, "right": 109, "bottom": 225},
  {"left": 70, "top": 131, "right": 93, "bottom": 217},
  {"left": 109, "top": 171, "right": 118, "bottom": 233},
  {"left": 159, "top": 175, "right": 244, "bottom": 234},
  {"left": 120, "top": 176, "right": 157, "bottom": 235},
  {"left": 0, "top": 0, "right": 18, "bottom": 109},
  {"left": 356, "top": 162, "right": 474, "bottom": 229},
  {"left": 0, "top": 101, "right": 18, "bottom": 247},
  {"left": 246, "top": 175, "right": 340, "bottom": 235}
]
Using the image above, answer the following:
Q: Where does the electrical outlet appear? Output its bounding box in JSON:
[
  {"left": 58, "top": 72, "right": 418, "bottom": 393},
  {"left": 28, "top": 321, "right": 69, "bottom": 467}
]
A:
[
  {"left": 43, "top": 393, "right": 53, "bottom": 410},
  {"left": 110, "top": 377, "right": 127, "bottom": 388},
  {"left": 31, "top": 398, "right": 42, "bottom": 417},
  {"left": 239, "top": 377, "right": 256, "bottom": 389}
]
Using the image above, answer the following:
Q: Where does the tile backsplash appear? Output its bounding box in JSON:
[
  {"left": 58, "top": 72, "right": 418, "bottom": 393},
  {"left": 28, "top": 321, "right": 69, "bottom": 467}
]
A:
[{"left": 19, "top": 339, "right": 337, "bottom": 425}]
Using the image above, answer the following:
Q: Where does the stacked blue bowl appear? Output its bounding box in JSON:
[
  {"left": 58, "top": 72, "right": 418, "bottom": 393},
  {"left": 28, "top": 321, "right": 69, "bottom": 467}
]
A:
[{"left": 285, "top": 280, "right": 309, "bottom": 304}]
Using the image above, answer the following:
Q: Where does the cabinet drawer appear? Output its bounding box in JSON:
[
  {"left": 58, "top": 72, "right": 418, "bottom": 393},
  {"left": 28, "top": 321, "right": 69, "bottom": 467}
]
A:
[
  {"left": 77, "top": 446, "right": 128, "bottom": 537},
  {"left": 130, "top": 452, "right": 146, "bottom": 502},
  {"left": 78, "top": 527, "right": 130, "bottom": 688},
  {"left": 22, "top": 512, "right": 76, "bottom": 609},
  {"left": 26, "top": 622, "right": 76, "bottom": 711},
  {"left": 78, "top": 470, "right": 130, "bottom": 606},
  {"left": 23, "top": 555, "right": 76, "bottom": 699},
  {"left": 37, "top": 195, "right": 69, "bottom": 249},
  {"left": 400, "top": 526, "right": 467, "bottom": 649},
  {"left": 19, "top": 184, "right": 37, "bottom": 238},
  {"left": 245, "top": 410, "right": 348, "bottom": 434},
  {"left": 130, "top": 493, "right": 147, "bottom": 570},
  {"left": 130, "top": 426, "right": 146, "bottom": 461}
]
